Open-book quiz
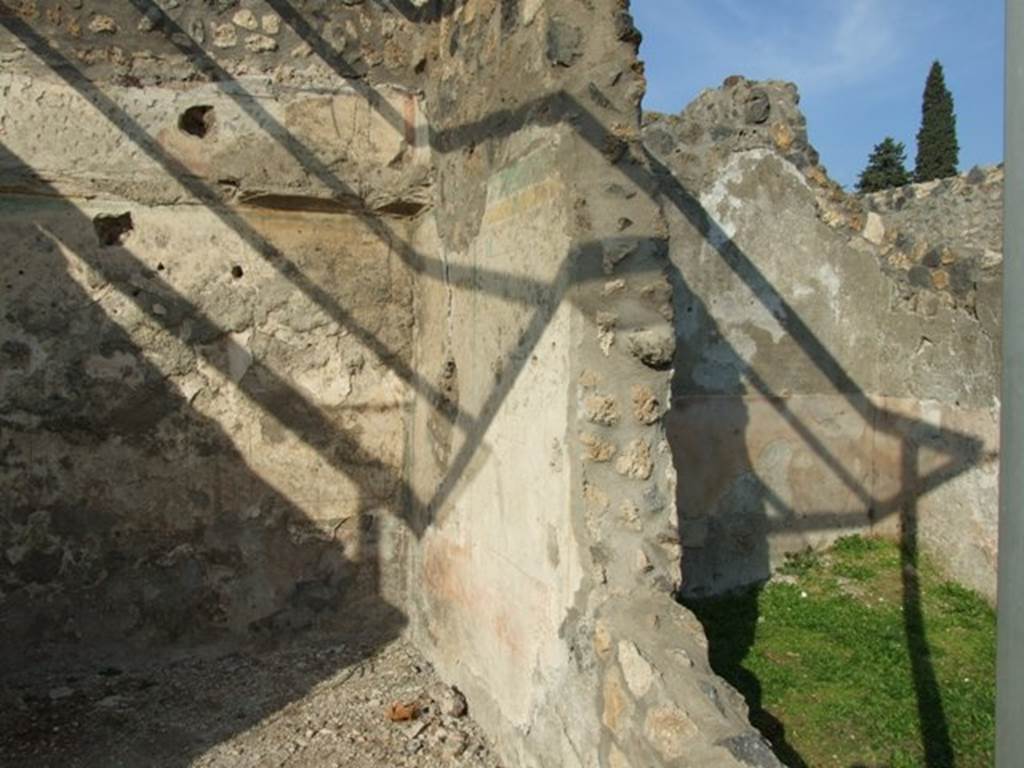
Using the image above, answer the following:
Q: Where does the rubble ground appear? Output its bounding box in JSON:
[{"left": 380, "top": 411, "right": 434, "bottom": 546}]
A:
[{"left": 0, "top": 637, "right": 501, "bottom": 768}]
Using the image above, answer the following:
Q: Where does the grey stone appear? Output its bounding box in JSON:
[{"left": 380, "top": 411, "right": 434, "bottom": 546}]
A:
[
  {"left": 717, "top": 732, "right": 784, "bottom": 767},
  {"left": 244, "top": 34, "right": 278, "bottom": 53},
  {"left": 626, "top": 328, "right": 674, "bottom": 369},
  {"left": 923, "top": 247, "right": 944, "bottom": 267},
  {"left": 744, "top": 89, "right": 771, "bottom": 124},
  {"left": 967, "top": 165, "right": 988, "bottom": 184},
  {"left": 908, "top": 264, "right": 933, "bottom": 287},
  {"left": 618, "top": 640, "right": 654, "bottom": 696},
  {"left": 431, "top": 684, "right": 468, "bottom": 718},
  {"left": 546, "top": 19, "right": 582, "bottom": 67}
]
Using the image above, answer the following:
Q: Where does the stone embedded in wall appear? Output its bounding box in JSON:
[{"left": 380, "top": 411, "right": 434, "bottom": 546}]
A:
[
  {"left": 602, "top": 666, "right": 634, "bottom": 735},
  {"left": 597, "top": 311, "right": 618, "bottom": 355},
  {"left": 615, "top": 439, "right": 653, "bottom": 480},
  {"left": 863, "top": 211, "right": 885, "bottom": 245},
  {"left": 862, "top": 164, "right": 1003, "bottom": 316},
  {"left": 545, "top": 17, "right": 582, "bottom": 67},
  {"left": 262, "top": 14, "right": 281, "bottom": 35},
  {"left": 0, "top": 0, "right": 428, "bottom": 90},
  {"left": 584, "top": 393, "right": 621, "bottom": 426},
  {"left": 233, "top": 9, "right": 259, "bottom": 31},
  {"left": 212, "top": 22, "right": 237, "bottom": 48},
  {"left": 625, "top": 328, "right": 674, "bottom": 369},
  {"left": 88, "top": 14, "right": 117, "bottom": 34},
  {"left": 582, "top": 432, "right": 618, "bottom": 463},
  {"left": 244, "top": 33, "right": 277, "bottom": 53},
  {"left": 618, "top": 640, "right": 655, "bottom": 697},
  {"left": 644, "top": 705, "right": 699, "bottom": 759},
  {"left": 2, "top": 4, "right": 809, "bottom": 767},
  {"left": 643, "top": 76, "right": 819, "bottom": 189},
  {"left": 631, "top": 384, "right": 660, "bottom": 425},
  {"left": 744, "top": 88, "right": 771, "bottom": 125}
]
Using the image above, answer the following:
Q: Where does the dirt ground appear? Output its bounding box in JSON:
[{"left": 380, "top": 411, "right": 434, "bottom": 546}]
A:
[{"left": 0, "top": 637, "right": 502, "bottom": 768}]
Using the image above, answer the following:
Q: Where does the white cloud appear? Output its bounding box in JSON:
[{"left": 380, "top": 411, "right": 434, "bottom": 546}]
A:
[{"left": 675, "top": 0, "right": 915, "bottom": 94}]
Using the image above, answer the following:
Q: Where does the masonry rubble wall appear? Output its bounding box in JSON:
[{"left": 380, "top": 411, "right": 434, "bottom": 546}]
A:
[
  {"left": 404, "top": 4, "right": 779, "bottom": 766},
  {"left": 3, "top": 3, "right": 1003, "bottom": 765},
  {"left": 645, "top": 77, "right": 1001, "bottom": 601},
  {"left": 0, "top": 0, "right": 432, "bottom": 664},
  {"left": 2, "top": 2, "right": 782, "bottom": 766}
]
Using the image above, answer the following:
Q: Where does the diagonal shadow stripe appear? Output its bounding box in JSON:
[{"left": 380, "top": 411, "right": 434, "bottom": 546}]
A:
[
  {"left": 1, "top": 8, "right": 989, "bottom": 765},
  {"left": 208, "top": 0, "right": 981, "bottom": 487},
  {"left": 0, "top": 3, "right": 984, "bottom": 532},
  {"left": 1, "top": 0, "right": 987, "bottom": 533},
  {"left": 0, "top": 7, "right": 666, "bottom": 532},
  {"left": 0, "top": 7, "right": 457, "bottom": 426},
  {"left": 0, "top": 142, "right": 414, "bottom": 520},
  {"left": 249, "top": 2, "right": 988, "bottom": 512}
]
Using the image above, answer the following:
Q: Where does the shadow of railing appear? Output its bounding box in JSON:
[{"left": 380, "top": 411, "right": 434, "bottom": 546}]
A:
[
  {"left": 0, "top": 152, "right": 409, "bottom": 766},
  {"left": 0, "top": 3, "right": 989, "bottom": 765}
]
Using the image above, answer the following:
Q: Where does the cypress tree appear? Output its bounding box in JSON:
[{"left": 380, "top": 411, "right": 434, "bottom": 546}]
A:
[
  {"left": 914, "top": 60, "right": 959, "bottom": 182},
  {"left": 857, "top": 137, "right": 912, "bottom": 193}
]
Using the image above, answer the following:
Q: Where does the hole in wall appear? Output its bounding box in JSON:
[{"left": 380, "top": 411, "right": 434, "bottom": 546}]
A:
[
  {"left": 92, "top": 212, "right": 134, "bottom": 247},
  {"left": 231, "top": 265, "right": 244, "bottom": 279},
  {"left": 179, "top": 105, "right": 215, "bottom": 138}
]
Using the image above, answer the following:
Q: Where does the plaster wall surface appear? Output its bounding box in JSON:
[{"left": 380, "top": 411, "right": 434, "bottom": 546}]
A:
[
  {"left": 403, "top": 4, "right": 781, "bottom": 766},
  {"left": 2, "top": 2, "right": 782, "bottom": 766},
  {"left": 646, "top": 78, "right": 1001, "bottom": 601},
  {"left": 8, "top": 2, "right": 996, "bottom": 766},
  {"left": 0, "top": 0, "right": 429, "bottom": 665}
]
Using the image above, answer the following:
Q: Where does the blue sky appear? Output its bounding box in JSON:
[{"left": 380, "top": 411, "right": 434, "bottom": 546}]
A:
[{"left": 632, "top": 0, "right": 1004, "bottom": 189}]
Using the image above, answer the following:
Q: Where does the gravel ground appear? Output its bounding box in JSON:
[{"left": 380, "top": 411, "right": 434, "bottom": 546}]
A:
[{"left": 0, "top": 637, "right": 502, "bottom": 768}]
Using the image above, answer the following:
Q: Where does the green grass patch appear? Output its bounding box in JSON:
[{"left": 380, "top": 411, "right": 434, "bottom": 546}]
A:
[{"left": 684, "top": 535, "right": 995, "bottom": 768}]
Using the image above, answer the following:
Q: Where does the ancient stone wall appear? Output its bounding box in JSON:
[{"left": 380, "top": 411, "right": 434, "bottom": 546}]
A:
[
  {"left": 2, "top": 3, "right": 781, "bottom": 766},
  {"left": 11, "top": 3, "right": 995, "bottom": 767},
  {"left": 646, "top": 77, "right": 1001, "bottom": 601},
  {"left": 0, "top": 0, "right": 431, "bottom": 664},
  {"left": 404, "top": 5, "right": 779, "bottom": 766}
]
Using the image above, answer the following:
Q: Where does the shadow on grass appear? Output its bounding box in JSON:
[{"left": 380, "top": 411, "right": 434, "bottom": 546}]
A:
[
  {"left": 682, "top": 535, "right": 996, "bottom": 768},
  {"left": 683, "top": 588, "right": 809, "bottom": 768}
]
